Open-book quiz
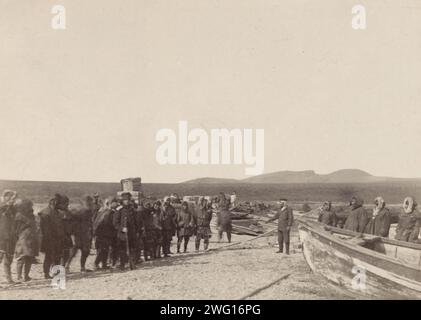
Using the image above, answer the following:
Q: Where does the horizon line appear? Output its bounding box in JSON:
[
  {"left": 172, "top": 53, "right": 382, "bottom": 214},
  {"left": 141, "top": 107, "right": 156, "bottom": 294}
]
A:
[{"left": 1, "top": 168, "right": 421, "bottom": 185}]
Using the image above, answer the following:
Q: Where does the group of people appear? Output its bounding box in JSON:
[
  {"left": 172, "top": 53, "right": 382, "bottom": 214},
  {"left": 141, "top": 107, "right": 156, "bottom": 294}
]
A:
[
  {"left": 4, "top": 188, "right": 421, "bottom": 285},
  {"left": 317, "top": 196, "right": 421, "bottom": 242},
  {"left": 0, "top": 189, "right": 235, "bottom": 284}
]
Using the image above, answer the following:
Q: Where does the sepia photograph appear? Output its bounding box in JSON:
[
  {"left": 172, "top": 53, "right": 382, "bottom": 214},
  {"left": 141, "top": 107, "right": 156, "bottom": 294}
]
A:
[{"left": 1, "top": 0, "right": 421, "bottom": 309}]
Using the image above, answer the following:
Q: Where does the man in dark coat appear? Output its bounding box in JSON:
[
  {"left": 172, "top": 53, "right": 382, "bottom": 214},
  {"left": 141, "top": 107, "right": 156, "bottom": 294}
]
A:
[
  {"left": 133, "top": 201, "right": 145, "bottom": 264},
  {"left": 344, "top": 196, "right": 369, "bottom": 233},
  {"left": 151, "top": 201, "right": 164, "bottom": 258},
  {"left": 92, "top": 193, "right": 102, "bottom": 215},
  {"left": 93, "top": 198, "right": 116, "bottom": 270},
  {"left": 318, "top": 201, "right": 337, "bottom": 227},
  {"left": 0, "top": 190, "right": 17, "bottom": 283},
  {"left": 161, "top": 198, "right": 176, "bottom": 257},
  {"left": 193, "top": 197, "right": 213, "bottom": 251},
  {"left": 142, "top": 202, "right": 157, "bottom": 260},
  {"left": 57, "top": 195, "right": 74, "bottom": 268},
  {"left": 14, "top": 199, "right": 38, "bottom": 282},
  {"left": 268, "top": 198, "right": 294, "bottom": 254},
  {"left": 108, "top": 198, "right": 119, "bottom": 267},
  {"left": 113, "top": 193, "right": 138, "bottom": 270},
  {"left": 65, "top": 195, "right": 94, "bottom": 273},
  {"left": 176, "top": 201, "right": 193, "bottom": 253},
  {"left": 395, "top": 196, "right": 421, "bottom": 242},
  {"left": 39, "top": 194, "right": 66, "bottom": 279},
  {"left": 364, "top": 196, "right": 391, "bottom": 237}
]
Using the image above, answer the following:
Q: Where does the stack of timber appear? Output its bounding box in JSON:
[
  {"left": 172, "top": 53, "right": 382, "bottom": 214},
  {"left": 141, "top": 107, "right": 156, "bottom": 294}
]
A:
[{"left": 211, "top": 211, "right": 265, "bottom": 236}]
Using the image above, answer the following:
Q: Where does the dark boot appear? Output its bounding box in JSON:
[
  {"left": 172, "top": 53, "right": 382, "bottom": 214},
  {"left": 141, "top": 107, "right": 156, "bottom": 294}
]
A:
[
  {"left": 24, "top": 258, "right": 32, "bottom": 282},
  {"left": 204, "top": 240, "right": 209, "bottom": 251},
  {"left": 94, "top": 254, "right": 101, "bottom": 271},
  {"left": 195, "top": 239, "right": 200, "bottom": 251},
  {"left": 80, "top": 250, "right": 89, "bottom": 272},
  {"left": 150, "top": 245, "right": 157, "bottom": 259},
  {"left": 164, "top": 243, "right": 170, "bottom": 257},
  {"left": 177, "top": 241, "right": 181, "bottom": 253},
  {"left": 183, "top": 238, "right": 189, "bottom": 253},
  {"left": 156, "top": 245, "right": 162, "bottom": 259},
  {"left": 16, "top": 259, "right": 24, "bottom": 281},
  {"left": 277, "top": 241, "right": 283, "bottom": 253},
  {"left": 285, "top": 243, "right": 290, "bottom": 255},
  {"left": 4, "top": 261, "right": 14, "bottom": 284},
  {"left": 165, "top": 243, "right": 172, "bottom": 256},
  {"left": 61, "top": 249, "right": 70, "bottom": 267},
  {"left": 129, "top": 255, "right": 136, "bottom": 270},
  {"left": 5, "top": 275, "right": 14, "bottom": 284},
  {"left": 65, "top": 248, "right": 77, "bottom": 272}
]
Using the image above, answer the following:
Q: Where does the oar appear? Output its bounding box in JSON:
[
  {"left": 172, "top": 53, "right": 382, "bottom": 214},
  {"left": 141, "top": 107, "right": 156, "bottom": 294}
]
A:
[{"left": 239, "top": 273, "right": 291, "bottom": 300}]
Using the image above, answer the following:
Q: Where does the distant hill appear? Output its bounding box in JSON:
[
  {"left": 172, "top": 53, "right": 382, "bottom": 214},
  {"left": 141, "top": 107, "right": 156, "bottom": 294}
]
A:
[
  {"left": 243, "top": 170, "right": 319, "bottom": 183},
  {"left": 243, "top": 169, "right": 378, "bottom": 183},
  {"left": 184, "top": 169, "right": 421, "bottom": 184},
  {"left": 183, "top": 177, "right": 240, "bottom": 184}
]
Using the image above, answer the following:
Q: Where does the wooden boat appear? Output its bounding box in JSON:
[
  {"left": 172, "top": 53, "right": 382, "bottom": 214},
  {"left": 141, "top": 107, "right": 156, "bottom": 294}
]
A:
[{"left": 298, "top": 218, "right": 421, "bottom": 299}]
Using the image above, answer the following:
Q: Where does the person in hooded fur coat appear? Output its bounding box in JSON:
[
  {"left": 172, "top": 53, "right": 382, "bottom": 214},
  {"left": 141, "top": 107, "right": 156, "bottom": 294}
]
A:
[
  {"left": 161, "top": 199, "right": 176, "bottom": 257},
  {"left": 14, "top": 199, "right": 38, "bottom": 282},
  {"left": 364, "top": 196, "right": 391, "bottom": 237},
  {"left": 343, "top": 196, "right": 369, "bottom": 233},
  {"left": 151, "top": 201, "right": 164, "bottom": 258},
  {"left": 216, "top": 194, "right": 232, "bottom": 243},
  {"left": 58, "top": 195, "right": 74, "bottom": 268},
  {"left": 65, "top": 196, "right": 94, "bottom": 273},
  {"left": 39, "top": 194, "right": 66, "bottom": 279},
  {"left": 395, "top": 196, "right": 421, "bottom": 243},
  {"left": 142, "top": 202, "right": 157, "bottom": 260},
  {"left": 0, "top": 190, "right": 18, "bottom": 284},
  {"left": 193, "top": 197, "right": 213, "bottom": 251},
  {"left": 318, "top": 201, "right": 337, "bottom": 227},
  {"left": 176, "top": 201, "right": 194, "bottom": 253},
  {"left": 92, "top": 198, "right": 116, "bottom": 270}
]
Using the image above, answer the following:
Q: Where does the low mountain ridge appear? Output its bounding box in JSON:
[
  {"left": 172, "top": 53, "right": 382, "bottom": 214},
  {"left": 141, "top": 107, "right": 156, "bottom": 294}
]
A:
[{"left": 183, "top": 169, "right": 418, "bottom": 184}]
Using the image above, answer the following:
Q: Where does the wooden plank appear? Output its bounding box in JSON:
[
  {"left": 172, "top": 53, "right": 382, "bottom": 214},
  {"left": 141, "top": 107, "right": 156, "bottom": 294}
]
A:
[{"left": 210, "top": 227, "right": 278, "bottom": 251}]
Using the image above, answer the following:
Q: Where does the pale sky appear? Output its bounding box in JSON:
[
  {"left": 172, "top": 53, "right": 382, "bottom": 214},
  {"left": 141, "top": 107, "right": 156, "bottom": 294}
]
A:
[{"left": 1, "top": 0, "right": 421, "bottom": 183}]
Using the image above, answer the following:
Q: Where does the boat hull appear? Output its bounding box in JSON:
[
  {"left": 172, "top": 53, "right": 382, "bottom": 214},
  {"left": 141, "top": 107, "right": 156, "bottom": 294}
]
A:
[{"left": 298, "top": 220, "right": 421, "bottom": 299}]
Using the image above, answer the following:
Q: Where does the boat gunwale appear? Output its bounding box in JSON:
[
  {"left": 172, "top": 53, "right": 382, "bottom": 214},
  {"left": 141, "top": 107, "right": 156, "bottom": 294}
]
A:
[
  {"left": 326, "top": 224, "right": 421, "bottom": 250},
  {"left": 296, "top": 215, "right": 421, "bottom": 250}
]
